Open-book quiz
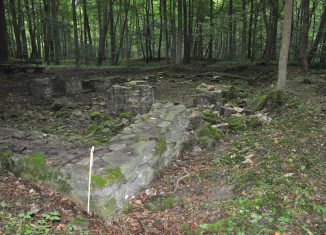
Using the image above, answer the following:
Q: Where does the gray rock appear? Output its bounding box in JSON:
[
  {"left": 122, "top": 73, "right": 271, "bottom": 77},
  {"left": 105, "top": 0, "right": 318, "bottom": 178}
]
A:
[
  {"left": 188, "top": 111, "right": 203, "bottom": 130},
  {"left": 107, "top": 81, "right": 154, "bottom": 115},
  {"left": 193, "top": 84, "right": 222, "bottom": 111},
  {"left": 203, "top": 139, "right": 217, "bottom": 149},
  {"left": 29, "top": 78, "right": 54, "bottom": 99},
  {"left": 176, "top": 160, "right": 187, "bottom": 167}
]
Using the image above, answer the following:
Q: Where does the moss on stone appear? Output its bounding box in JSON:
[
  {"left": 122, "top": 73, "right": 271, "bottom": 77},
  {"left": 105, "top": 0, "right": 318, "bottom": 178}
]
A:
[
  {"left": 201, "top": 111, "right": 217, "bottom": 124},
  {"left": 119, "top": 112, "right": 132, "bottom": 121},
  {"left": 89, "top": 111, "right": 101, "bottom": 119},
  {"left": 0, "top": 151, "right": 14, "bottom": 169},
  {"left": 15, "top": 153, "right": 71, "bottom": 193},
  {"left": 92, "top": 167, "right": 126, "bottom": 189},
  {"left": 155, "top": 134, "right": 167, "bottom": 156},
  {"left": 133, "top": 136, "right": 149, "bottom": 143},
  {"left": 104, "top": 198, "right": 117, "bottom": 216},
  {"left": 87, "top": 124, "right": 101, "bottom": 132},
  {"left": 227, "top": 116, "right": 262, "bottom": 131},
  {"left": 197, "top": 125, "right": 223, "bottom": 141},
  {"left": 252, "top": 89, "right": 288, "bottom": 111}
]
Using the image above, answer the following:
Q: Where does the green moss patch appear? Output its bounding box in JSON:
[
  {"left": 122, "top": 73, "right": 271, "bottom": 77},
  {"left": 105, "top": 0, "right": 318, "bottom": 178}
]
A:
[
  {"left": 119, "top": 112, "right": 132, "bottom": 121},
  {"left": 252, "top": 89, "right": 288, "bottom": 112},
  {"left": 92, "top": 167, "right": 125, "bottom": 189},
  {"left": 201, "top": 111, "right": 218, "bottom": 124},
  {"left": 89, "top": 111, "right": 101, "bottom": 119},
  {"left": 227, "top": 116, "right": 262, "bottom": 131},
  {"left": 155, "top": 134, "right": 167, "bottom": 156},
  {"left": 0, "top": 151, "right": 14, "bottom": 169},
  {"left": 197, "top": 125, "right": 223, "bottom": 140},
  {"left": 144, "top": 195, "right": 177, "bottom": 211},
  {"left": 12, "top": 153, "right": 71, "bottom": 193}
]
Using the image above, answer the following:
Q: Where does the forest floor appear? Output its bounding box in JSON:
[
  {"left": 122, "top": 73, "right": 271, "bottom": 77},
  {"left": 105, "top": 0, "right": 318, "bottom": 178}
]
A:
[{"left": 0, "top": 63, "right": 325, "bottom": 234}]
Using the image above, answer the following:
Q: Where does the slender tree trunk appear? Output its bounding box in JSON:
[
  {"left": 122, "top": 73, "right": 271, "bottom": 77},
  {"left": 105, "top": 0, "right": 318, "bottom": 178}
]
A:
[
  {"left": 0, "top": 0, "right": 8, "bottom": 62},
  {"left": 299, "top": 0, "right": 310, "bottom": 70},
  {"left": 228, "top": 0, "right": 235, "bottom": 60},
  {"left": 278, "top": 0, "right": 293, "bottom": 91},
  {"left": 183, "top": 0, "right": 189, "bottom": 63},
  {"left": 97, "top": 0, "right": 109, "bottom": 66},
  {"left": 162, "top": 0, "right": 169, "bottom": 63},
  {"left": 247, "top": 0, "right": 254, "bottom": 59},
  {"left": 307, "top": 2, "right": 326, "bottom": 64},
  {"left": 241, "top": 0, "right": 247, "bottom": 60},
  {"left": 50, "top": 0, "right": 60, "bottom": 64},
  {"left": 158, "top": 0, "right": 163, "bottom": 60},
  {"left": 170, "top": 0, "right": 177, "bottom": 65},
  {"left": 208, "top": 0, "right": 214, "bottom": 59},
  {"left": 9, "top": 0, "right": 23, "bottom": 58},
  {"left": 176, "top": 0, "right": 182, "bottom": 65},
  {"left": 109, "top": 0, "right": 116, "bottom": 65},
  {"left": 72, "top": 0, "right": 80, "bottom": 67},
  {"left": 25, "top": 0, "right": 38, "bottom": 61}
]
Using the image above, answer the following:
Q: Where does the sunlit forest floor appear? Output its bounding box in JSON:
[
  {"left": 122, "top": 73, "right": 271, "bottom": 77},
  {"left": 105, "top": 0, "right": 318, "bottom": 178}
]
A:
[{"left": 0, "top": 63, "right": 325, "bottom": 234}]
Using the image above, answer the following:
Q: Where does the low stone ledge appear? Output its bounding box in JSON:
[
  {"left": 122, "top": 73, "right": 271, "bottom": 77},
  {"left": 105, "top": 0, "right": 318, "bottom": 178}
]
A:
[{"left": 1, "top": 102, "right": 190, "bottom": 217}]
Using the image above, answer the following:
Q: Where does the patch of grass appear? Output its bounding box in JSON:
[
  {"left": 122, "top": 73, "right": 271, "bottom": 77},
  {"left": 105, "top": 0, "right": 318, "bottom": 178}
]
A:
[
  {"left": 55, "top": 110, "right": 69, "bottom": 118},
  {"left": 87, "top": 124, "right": 101, "bottom": 133},
  {"left": 201, "top": 111, "right": 218, "bottom": 124}
]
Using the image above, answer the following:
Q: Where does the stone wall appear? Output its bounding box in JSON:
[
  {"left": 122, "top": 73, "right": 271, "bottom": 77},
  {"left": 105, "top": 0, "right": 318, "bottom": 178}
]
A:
[
  {"left": 107, "top": 80, "right": 155, "bottom": 115},
  {"left": 0, "top": 102, "right": 191, "bottom": 217}
]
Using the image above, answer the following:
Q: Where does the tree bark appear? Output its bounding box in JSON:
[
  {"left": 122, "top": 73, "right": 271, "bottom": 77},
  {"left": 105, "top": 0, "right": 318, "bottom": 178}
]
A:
[
  {"left": 241, "top": 0, "right": 247, "bottom": 60},
  {"left": 277, "top": 0, "right": 293, "bottom": 92},
  {"left": 97, "top": 0, "right": 109, "bottom": 66},
  {"left": 9, "top": 0, "right": 23, "bottom": 58},
  {"left": 109, "top": 0, "right": 116, "bottom": 65},
  {"left": 72, "top": 0, "right": 80, "bottom": 67},
  {"left": 299, "top": 0, "right": 310, "bottom": 70},
  {"left": 307, "top": 2, "right": 326, "bottom": 64},
  {"left": 208, "top": 0, "right": 214, "bottom": 59},
  {"left": 162, "top": 0, "right": 169, "bottom": 63},
  {"left": 176, "top": 0, "right": 182, "bottom": 65},
  {"left": 0, "top": 0, "right": 9, "bottom": 62},
  {"left": 50, "top": 0, "right": 60, "bottom": 64}
]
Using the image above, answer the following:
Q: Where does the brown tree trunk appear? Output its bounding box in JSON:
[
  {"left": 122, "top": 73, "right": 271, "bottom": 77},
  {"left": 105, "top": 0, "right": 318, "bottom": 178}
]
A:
[
  {"left": 241, "top": 0, "right": 247, "bottom": 60},
  {"left": 170, "top": 0, "right": 177, "bottom": 65},
  {"left": 208, "top": 0, "right": 214, "bottom": 59},
  {"left": 278, "top": 0, "right": 293, "bottom": 92},
  {"left": 0, "top": 0, "right": 8, "bottom": 62},
  {"left": 299, "top": 0, "right": 310, "bottom": 70},
  {"left": 163, "top": 0, "right": 169, "bottom": 63},
  {"left": 176, "top": 0, "right": 182, "bottom": 65},
  {"left": 109, "top": 0, "right": 116, "bottom": 65},
  {"left": 72, "top": 0, "right": 80, "bottom": 67},
  {"left": 9, "top": 0, "right": 23, "bottom": 58},
  {"left": 158, "top": 0, "right": 163, "bottom": 60},
  {"left": 307, "top": 2, "right": 326, "bottom": 64},
  {"left": 50, "top": 0, "right": 60, "bottom": 64},
  {"left": 25, "top": 0, "right": 38, "bottom": 61},
  {"left": 97, "top": 0, "right": 109, "bottom": 66}
]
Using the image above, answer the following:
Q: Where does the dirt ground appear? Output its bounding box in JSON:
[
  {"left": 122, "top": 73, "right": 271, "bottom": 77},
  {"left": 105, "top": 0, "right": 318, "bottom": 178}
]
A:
[{"left": 0, "top": 64, "right": 325, "bottom": 234}]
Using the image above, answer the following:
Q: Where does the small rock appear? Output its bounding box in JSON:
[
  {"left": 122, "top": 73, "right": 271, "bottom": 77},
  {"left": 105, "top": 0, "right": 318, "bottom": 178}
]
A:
[
  {"left": 233, "top": 107, "right": 244, "bottom": 113},
  {"left": 135, "top": 200, "right": 142, "bottom": 205},
  {"left": 191, "top": 146, "right": 202, "bottom": 155},
  {"left": 204, "top": 139, "right": 217, "bottom": 149},
  {"left": 99, "top": 102, "right": 106, "bottom": 106},
  {"left": 52, "top": 97, "right": 70, "bottom": 111},
  {"left": 72, "top": 110, "right": 83, "bottom": 117},
  {"left": 176, "top": 160, "right": 187, "bottom": 167},
  {"left": 188, "top": 111, "right": 203, "bottom": 130}
]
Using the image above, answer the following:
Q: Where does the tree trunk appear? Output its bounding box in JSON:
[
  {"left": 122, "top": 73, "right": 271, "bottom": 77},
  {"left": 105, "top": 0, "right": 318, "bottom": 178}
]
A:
[
  {"left": 25, "top": 0, "right": 38, "bottom": 61},
  {"left": 109, "top": 0, "right": 116, "bottom": 65},
  {"left": 208, "top": 0, "right": 214, "bottom": 59},
  {"left": 176, "top": 0, "right": 182, "bottom": 65},
  {"left": 183, "top": 0, "right": 189, "bottom": 63},
  {"left": 18, "top": 0, "right": 28, "bottom": 59},
  {"left": 50, "top": 0, "right": 60, "bottom": 64},
  {"left": 9, "top": 0, "right": 23, "bottom": 58},
  {"left": 170, "top": 0, "right": 177, "bottom": 65},
  {"left": 307, "top": 2, "right": 326, "bottom": 64},
  {"left": 0, "top": 0, "right": 8, "bottom": 62},
  {"left": 299, "top": 0, "right": 310, "bottom": 70},
  {"left": 277, "top": 0, "right": 293, "bottom": 92},
  {"left": 158, "top": 0, "right": 163, "bottom": 60},
  {"left": 97, "top": 0, "right": 109, "bottom": 66},
  {"left": 228, "top": 0, "right": 235, "bottom": 60},
  {"left": 241, "top": 0, "right": 247, "bottom": 60},
  {"left": 72, "top": 0, "right": 80, "bottom": 67},
  {"left": 247, "top": 0, "right": 254, "bottom": 59},
  {"left": 162, "top": 0, "right": 169, "bottom": 63}
]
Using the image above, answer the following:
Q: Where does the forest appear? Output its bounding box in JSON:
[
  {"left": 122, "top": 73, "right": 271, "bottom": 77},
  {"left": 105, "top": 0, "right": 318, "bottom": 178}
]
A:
[
  {"left": 0, "top": 0, "right": 326, "bottom": 68},
  {"left": 0, "top": 0, "right": 326, "bottom": 234}
]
